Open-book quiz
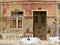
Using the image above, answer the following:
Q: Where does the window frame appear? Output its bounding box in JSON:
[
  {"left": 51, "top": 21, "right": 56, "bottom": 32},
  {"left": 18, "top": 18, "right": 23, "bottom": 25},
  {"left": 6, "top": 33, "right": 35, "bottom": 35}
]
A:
[{"left": 11, "top": 11, "right": 24, "bottom": 30}]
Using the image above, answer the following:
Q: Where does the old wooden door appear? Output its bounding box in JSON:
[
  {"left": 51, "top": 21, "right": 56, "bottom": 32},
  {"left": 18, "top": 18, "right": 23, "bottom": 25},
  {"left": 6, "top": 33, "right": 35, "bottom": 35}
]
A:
[{"left": 33, "top": 11, "right": 47, "bottom": 40}]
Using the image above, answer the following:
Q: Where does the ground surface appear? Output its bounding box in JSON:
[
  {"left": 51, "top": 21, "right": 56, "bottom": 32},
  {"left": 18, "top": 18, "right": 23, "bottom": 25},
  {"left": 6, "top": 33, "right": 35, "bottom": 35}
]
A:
[{"left": 0, "top": 40, "right": 53, "bottom": 45}]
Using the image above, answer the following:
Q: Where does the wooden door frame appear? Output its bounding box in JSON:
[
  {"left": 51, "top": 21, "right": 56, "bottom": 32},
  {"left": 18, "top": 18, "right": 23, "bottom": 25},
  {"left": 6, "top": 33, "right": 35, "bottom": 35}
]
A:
[{"left": 32, "top": 10, "right": 48, "bottom": 39}]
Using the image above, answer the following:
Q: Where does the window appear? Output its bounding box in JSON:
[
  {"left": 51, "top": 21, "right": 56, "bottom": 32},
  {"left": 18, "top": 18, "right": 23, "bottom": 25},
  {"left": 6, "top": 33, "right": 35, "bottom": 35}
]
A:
[
  {"left": 41, "top": 16, "right": 45, "bottom": 23},
  {"left": 18, "top": 17, "right": 22, "bottom": 28},
  {"left": 34, "top": 16, "right": 38, "bottom": 23},
  {"left": 57, "top": 23, "right": 60, "bottom": 36},
  {"left": 59, "top": 27, "right": 60, "bottom": 33},
  {"left": 58, "top": 4, "right": 60, "bottom": 10},
  {"left": 58, "top": 24, "right": 60, "bottom": 36},
  {"left": 11, "top": 11, "right": 23, "bottom": 29},
  {"left": 12, "top": 17, "right": 16, "bottom": 28},
  {"left": 11, "top": 17, "right": 22, "bottom": 28}
]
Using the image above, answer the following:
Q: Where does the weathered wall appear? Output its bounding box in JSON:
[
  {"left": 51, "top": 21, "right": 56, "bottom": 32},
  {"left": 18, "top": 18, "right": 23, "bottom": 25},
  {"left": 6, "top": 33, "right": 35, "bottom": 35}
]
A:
[
  {"left": 2, "top": 3, "right": 56, "bottom": 32},
  {"left": 2, "top": 0, "right": 56, "bottom": 2},
  {"left": 0, "top": 0, "right": 57, "bottom": 39}
]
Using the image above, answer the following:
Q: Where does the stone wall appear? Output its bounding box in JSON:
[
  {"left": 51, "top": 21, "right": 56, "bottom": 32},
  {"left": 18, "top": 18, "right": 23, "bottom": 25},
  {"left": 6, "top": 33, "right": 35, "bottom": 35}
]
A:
[{"left": 0, "top": 1, "right": 56, "bottom": 39}]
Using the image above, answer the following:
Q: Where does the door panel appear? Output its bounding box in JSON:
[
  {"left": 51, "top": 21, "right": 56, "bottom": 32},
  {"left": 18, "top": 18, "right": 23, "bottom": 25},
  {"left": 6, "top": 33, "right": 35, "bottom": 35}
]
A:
[{"left": 33, "top": 11, "right": 46, "bottom": 40}]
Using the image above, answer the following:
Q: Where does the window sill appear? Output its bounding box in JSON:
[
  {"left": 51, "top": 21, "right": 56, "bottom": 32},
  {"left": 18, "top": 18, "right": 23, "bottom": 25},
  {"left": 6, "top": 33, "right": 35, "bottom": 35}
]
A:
[{"left": 11, "top": 28, "right": 22, "bottom": 30}]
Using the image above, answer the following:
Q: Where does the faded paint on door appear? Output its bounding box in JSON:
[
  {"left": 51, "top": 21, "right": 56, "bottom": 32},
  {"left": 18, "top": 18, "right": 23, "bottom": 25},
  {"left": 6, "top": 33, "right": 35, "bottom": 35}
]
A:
[{"left": 33, "top": 11, "right": 47, "bottom": 40}]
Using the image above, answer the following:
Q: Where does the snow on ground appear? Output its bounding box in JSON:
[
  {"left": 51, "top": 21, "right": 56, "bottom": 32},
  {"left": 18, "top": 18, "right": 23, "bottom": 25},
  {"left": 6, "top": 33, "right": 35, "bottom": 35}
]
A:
[{"left": 0, "top": 39, "right": 50, "bottom": 45}]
